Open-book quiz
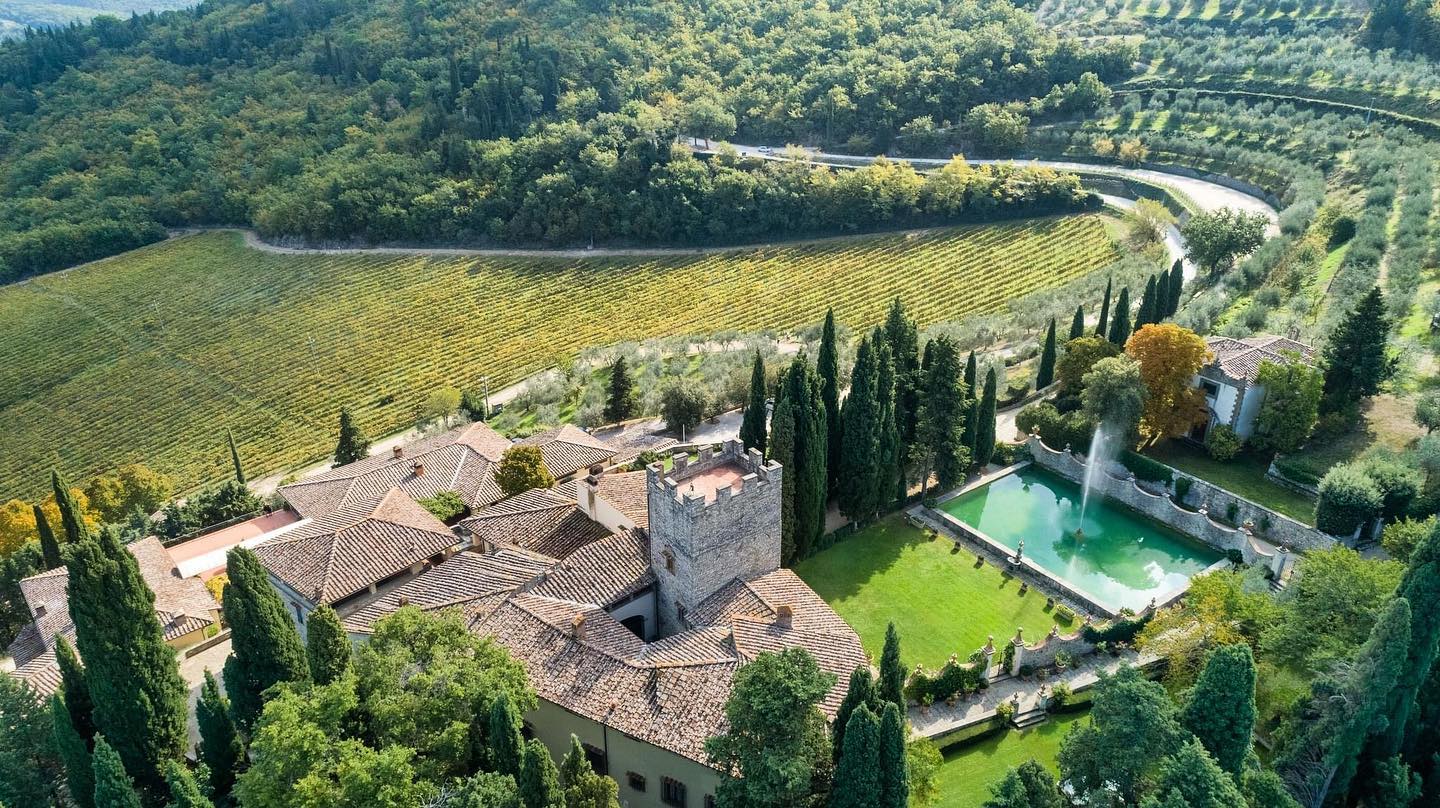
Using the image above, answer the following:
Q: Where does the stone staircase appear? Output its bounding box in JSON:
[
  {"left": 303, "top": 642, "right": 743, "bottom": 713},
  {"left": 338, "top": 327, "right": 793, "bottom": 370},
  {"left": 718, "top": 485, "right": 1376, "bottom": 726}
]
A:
[{"left": 1011, "top": 706, "right": 1049, "bottom": 729}]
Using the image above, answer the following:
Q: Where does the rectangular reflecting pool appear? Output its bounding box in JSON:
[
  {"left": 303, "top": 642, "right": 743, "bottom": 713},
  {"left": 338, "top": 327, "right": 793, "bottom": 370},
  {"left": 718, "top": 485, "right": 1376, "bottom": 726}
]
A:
[{"left": 939, "top": 465, "right": 1224, "bottom": 613}]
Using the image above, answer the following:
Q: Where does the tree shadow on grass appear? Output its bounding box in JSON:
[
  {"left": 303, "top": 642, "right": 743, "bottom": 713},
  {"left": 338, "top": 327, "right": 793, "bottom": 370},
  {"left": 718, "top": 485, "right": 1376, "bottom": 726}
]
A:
[{"left": 792, "top": 514, "right": 931, "bottom": 603}]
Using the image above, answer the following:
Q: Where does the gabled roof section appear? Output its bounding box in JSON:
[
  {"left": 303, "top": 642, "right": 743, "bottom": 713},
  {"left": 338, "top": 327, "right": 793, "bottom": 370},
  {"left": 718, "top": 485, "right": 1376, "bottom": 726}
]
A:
[
  {"left": 279, "top": 422, "right": 512, "bottom": 518},
  {"left": 555, "top": 470, "right": 651, "bottom": 529},
  {"left": 253, "top": 488, "right": 458, "bottom": 604},
  {"left": 519, "top": 425, "right": 618, "bottom": 480},
  {"left": 341, "top": 547, "right": 553, "bottom": 635},
  {"left": 532, "top": 528, "right": 654, "bottom": 607},
  {"left": 1204, "top": 334, "right": 1315, "bottom": 385},
  {"left": 459, "top": 491, "right": 612, "bottom": 559}
]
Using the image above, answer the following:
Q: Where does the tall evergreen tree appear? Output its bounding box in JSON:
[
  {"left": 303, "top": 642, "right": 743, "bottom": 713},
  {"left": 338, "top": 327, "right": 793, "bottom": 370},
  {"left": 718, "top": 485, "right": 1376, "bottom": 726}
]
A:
[
  {"left": 226, "top": 429, "right": 246, "bottom": 485},
  {"left": 769, "top": 391, "right": 798, "bottom": 563},
  {"left": 1096, "top": 278, "right": 1112, "bottom": 337},
  {"left": 878, "top": 703, "right": 908, "bottom": 808},
  {"left": 195, "top": 670, "right": 244, "bottom": 804},
  {"left": 222, "top": 548, "right": 308, "bottom": 730},
  {"left": 837, "top": 337, "right": 881, "bottom": 522},
  {"left": 918, "top": 337, "right": 969, "bottom": 492},
  {"left": 34, "top": 504, "right": 62, "bottom": 570},
  {"left": 776, "top": 357, "right": 828, "bottom": 561},
  {"left": 974, "top": 368, "right": 998, "bottom": 469},
  {"left": 963, "top": 351, "right": 978, "bottom": 397},
  {"left": 883, "top": 299, "right": 920, "bottom": 501},
  {"left": 1036, "top": 319, "right": 1057, "bottom": 389},
  {"left": 872, "top": 335, "right": 902, "bottom": 511},
  {"left": 90, "top": 736, "right": 143, "bottom": 808},
  {"left": 55, "top": 635, "right": 95, "bottom": 742},
  {"left": 739, "top": 351, "right": 769, "bottom": 454},
  {"left": 1167, "top": 259, "right": 1185, "bottom": 315},
  {"left": 879, "top": 623, "right": 905, "bottom": 708},
  {"left": 304, "top": 603, "right": 351, "bottom": 686},
  {"left": 332, "top": 406, "right": 371, "bottom": 466},
  {"left": 1069, "top": 304, "right": 1085, "bottom": 341},
  {"left": 961, "top": 397, "right": 979, "bottom": 462},
  {"left": 52, "top": 694, "right": 94, "bottom": 808},
  {"left": 983, "top": 759, "right": 1063, "bottom": 808},
  {"left": 1181, "top": 644, "right": 1256, "bottom": 779},
  {"left": 1107, "top": 287, "right": 1131, "bottom": 346},
  {"left": 51, "top": 469, "right": 89, "bottom": 545},
  {"left": 833, "top": 667, "right": 876, "bottom": 762},
  {"left": 164, "top": 760, "right": 216, "bottom": 808},
  {"left": 488, "top": 692, "right": 525, "bottom": 778},
  {"left": 1155, "top": 271, "right": 1171, "bottom": 321},
  {"left": 602, "top": 357, "right": 636, "bottom": 424},
  {"left": 560, "top": 735, "right": 619, "bottom": 808},
  {"left": 1372, "top": 524, "right": 1440, "bottom": 763},
  {"left": 817, "top": 308, "right": 843, "bottom": 498},
  {"left": 67, "top": 527, "right": 187, "bottom": 796},
  {"left": 1135, "top": 275, "right": 1158, "bottom": 329},
  {"left": 1321, "top": 287, "right": 1397, "bottom": 416},
  {"left": 830, "top": 705, "right": 881, "bottom": 808},
  {"left": 519, "top": 738, "right": 562, "bottom": 808}
]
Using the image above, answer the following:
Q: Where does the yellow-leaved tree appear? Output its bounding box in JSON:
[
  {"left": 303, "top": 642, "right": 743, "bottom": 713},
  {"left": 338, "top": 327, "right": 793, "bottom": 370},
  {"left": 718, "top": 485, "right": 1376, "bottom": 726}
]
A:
[{"left": 1125, "top": 323, "right": 1212, "bottom": 446}]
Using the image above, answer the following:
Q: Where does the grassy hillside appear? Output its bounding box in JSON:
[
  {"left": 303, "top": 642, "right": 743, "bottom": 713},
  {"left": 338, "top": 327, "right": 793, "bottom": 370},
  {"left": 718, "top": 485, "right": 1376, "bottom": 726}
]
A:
[{"left": 0, "top": 217, "right": 1116, "bottom": 498}]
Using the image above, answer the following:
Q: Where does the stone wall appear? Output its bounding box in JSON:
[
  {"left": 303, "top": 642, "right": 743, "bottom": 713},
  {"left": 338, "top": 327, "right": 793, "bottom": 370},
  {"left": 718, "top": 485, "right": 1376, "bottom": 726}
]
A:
[{"left": 1027, "top": 434, "right": 1338, "bottom": 556}]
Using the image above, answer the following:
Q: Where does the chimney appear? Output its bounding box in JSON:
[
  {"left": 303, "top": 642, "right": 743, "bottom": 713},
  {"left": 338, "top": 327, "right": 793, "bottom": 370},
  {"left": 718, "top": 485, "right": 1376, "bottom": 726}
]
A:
[
  {"left": 571, "top": 613, "right": 587, "bottom": 641},
  {"left": 33, "top": 604, "right": 46, "bottom": 619},
  {"left": 412, "top": 460, "right": 424, "bottom": 477},
  {"left": 392, "top": 445, "right": 404, "bottom": 460},
  {"left": 577, "top": 474, "right": 599, "bottom": 519},
  {"left": 775, "top": 604, "right": 793, "bottom": 629}
]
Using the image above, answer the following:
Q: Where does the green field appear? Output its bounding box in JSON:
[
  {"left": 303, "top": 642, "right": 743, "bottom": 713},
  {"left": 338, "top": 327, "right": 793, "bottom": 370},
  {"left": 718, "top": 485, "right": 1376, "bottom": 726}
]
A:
[
  {"left": 793, "top": 515, "right": 1064, "bottom": 671},
  {"left": 0, "top": 219, "right": 1117, "bottom": 498},
  {"left": 933, "top": 711, "right": 1087, "bottom": 807}
]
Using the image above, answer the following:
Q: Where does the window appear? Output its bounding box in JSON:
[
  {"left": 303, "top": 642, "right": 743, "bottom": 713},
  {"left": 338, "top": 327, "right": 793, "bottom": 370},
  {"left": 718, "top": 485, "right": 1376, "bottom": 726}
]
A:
[
  {"left": 661, "top": 777, "right": 687, "bottom": 807},
  {"left": 662, "top": 548, "right": 675, "bottom": 573},
  {"left": 292, "top": 603, "right": 305, "bottom": 625},
  {"left": 626, "top": 772, "right": 646, "bottom": 792},
  {"left": 1200, "top": 380, "right": 1220, "bottom": 398},
  {"left": 583, "top": 743, "right": 607, "bottom": 776}
]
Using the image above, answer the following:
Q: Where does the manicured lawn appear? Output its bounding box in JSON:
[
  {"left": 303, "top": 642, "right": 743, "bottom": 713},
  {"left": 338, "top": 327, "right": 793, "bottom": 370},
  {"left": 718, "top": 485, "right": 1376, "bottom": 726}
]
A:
[
  {"left": 933, "top": 710, "right": 1088, "bottom": 807},
  {"left": 1144, "top": 440, "right": 1316, "bottom": 525},
  {"left": 792, "top": 514, "right": 1064, "bottom": 671}
]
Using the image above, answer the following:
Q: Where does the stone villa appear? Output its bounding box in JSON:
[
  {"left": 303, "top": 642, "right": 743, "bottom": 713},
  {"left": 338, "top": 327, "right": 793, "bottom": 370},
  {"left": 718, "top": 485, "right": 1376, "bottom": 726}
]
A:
[
  {"left": 1192, "top": 334, "right": 1315, "bottom": 441},
  {"left": 256, "top": 426, "right": 866, "bottom": 808}
]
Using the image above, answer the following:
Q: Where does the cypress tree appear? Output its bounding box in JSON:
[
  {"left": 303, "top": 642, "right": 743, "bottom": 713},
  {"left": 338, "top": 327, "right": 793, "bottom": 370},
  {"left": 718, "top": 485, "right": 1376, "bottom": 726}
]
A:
[
  {"left": 90, "top": 736, "right": 143, "bottom": 808},
  {"left": 305, "top": 603, "right": 351, "bottom": 686},
  {"left": 1096, "top": 278, "right": 1112, "bottom": 337},
  {"left": 883, "top": 299, "right": 920, "bottom": 498},
  {"left": 1320, "top": 287, "right": 1397, "bottom": 416},
  {"left": 52, "top": 694, "right": 94, "bottom": 808},
  {"left": 879, "top": 623, "right": 905, "bottom": 708},
  {"left": 519, "top": 739, "right": 562, "bottom": 808},
  {"left": 1168, "top": 259, "right": 1185, "bottom": 315},
  {"left": 67, "top": 527, "right": 187, "bottom": 796},
  {"left": 873, "top": 334, "right": 902, "bottom": 512},
  {"left": 332, "top": 406, "right": 371, "bottom": 466},
  {"left": 163, "top": 760, "right": 216, "bottom": 808},
  {"left": 1036, "top": 319, "right": 1057, "bottom": 389},
  {"left": 602, "top": 357, "right": 636, "bottom": 424},
  {"left": 1136, "top": 275, "right": 1158, "bottom": 329},
  {"left": 51, "top": 470, "right": 89, "bottom": 545},
  {"left": 560, "top": 735, "right": 619, "bottom": 808},
  {"left": 195, "top": 670, "right": 244, "bottom": 803},
  {"left": 817, "top": 308, "right": 843, "bottom": 498},
  {"left": 777, "top": 357, "right": 828, "bottom": 561},
  {"left": 769, "top": 390, "right": 798, "bottom": 563},
  {"left": 830, "top": 705, "right": 881, "bottom": 808},
  {"left": 1107, "top": 287, "right": 1131, "bottom": 346},
  {"left": 226, "top": 429, "right": 245, "bottom": 485},
  {"left": 488, "top": 692, "right": 525, "bottom": 778},
  {"left": 1155, "top": 270, "right": 1171, "bottom": 321},
  {"left": 918, "top": 337, "right": 969, "bottom": 493},
  {"left": 838, "top": 337, "right": 880, "bottom": 522},
  {"left": 974, "top": 368, "right": 998, "bottom": 469},
  {"left": 739, "top": 351, "right": 769, "bottom": 454},
  {"left": 963, "top": 350, "right": 978, "bottom": 396},
  {"left": 1373, "top": 524, "right": 1440, "bottom": 762},
  {"left": 878, "top": 703, "right": 908, "bottom": 808},
  {"left": 222, "top": 548, "right": 308, "bottom": 730},
  {"left": 1181, "top": 644, "right": 1256, "bottom": 779},
  {"left": 55, "top": 636, "right": 95, "bottom": 742},
  {"left": 34, "top": 504, "right": 62, "bottom": 571},
  {"left": 834, "top": 666, "right": 876, "bottom": 761},
  {"left": 1069, "top": 304, "right": 1085, "bottom": 341}
]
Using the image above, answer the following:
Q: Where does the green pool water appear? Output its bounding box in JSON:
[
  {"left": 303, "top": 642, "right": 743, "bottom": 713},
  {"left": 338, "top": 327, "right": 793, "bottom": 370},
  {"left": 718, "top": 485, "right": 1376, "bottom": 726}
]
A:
[{"left": 940, "top": 466, "right": 1223, "bottom": 612}]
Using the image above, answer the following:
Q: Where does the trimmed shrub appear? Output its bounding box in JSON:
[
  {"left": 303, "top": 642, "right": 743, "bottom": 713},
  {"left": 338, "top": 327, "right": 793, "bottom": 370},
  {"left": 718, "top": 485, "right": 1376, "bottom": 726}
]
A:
[
  {"left": 1120, "top": 450, "right": 1174, "bottom": 484},
  {"left": 1204, "top": 424, "right": 1243, "bottom": 461},
  {"left": 1081, "top": 611, "right": 1152, "bottom": 645},
  {"left": 1054, "top": 604, "right": 1076, "bottom": 623},
  {"left": 1174, "top": 476, "right": 1193, "bottom": 501},
  {"left": 1273, "top": 457, "right": 1320, "bottom": 486},
  {"left": 1015, "top": 402, "right": 1095, "bottom": 451},
  {"left": 1314, "top": 463, "right": 1382, "bottom": 536}
]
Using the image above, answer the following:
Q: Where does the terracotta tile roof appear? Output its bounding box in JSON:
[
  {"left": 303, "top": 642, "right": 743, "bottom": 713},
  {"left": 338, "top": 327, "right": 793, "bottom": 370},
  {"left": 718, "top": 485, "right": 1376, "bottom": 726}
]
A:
[
  {"left": 253, "top": 489, "right": 460, "bottom": 604},
  {"left": 5, "top": 537, "right": 219, "bottom": 695},
  {"left": 341, "top": 548, "right": 552, "bottom": 634},
  {"left": 280, "top": 422, "right": 512, "bottom": 518},
  {"left": 532, "top": 529, "right": 654, "bottom": 607},
  {"left": 459, "top": 495, "right": 612, "bottom": 559},
  {"left": 519, "top": 425, "right": 618, "bottom": 480},
  {"left": 555, "top": 471, "right": 651, "bottom": 529},
  {"left": 1204, "top": 334, "right": 1315, "bottom": 385}
]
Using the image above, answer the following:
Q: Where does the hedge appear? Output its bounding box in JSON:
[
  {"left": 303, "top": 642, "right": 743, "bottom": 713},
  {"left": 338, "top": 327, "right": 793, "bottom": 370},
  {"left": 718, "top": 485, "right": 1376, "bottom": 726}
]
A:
[
  {"left": 1272, "top": 457, "right": 1321, "bottom": 486},
  {"left": 1120, "top": 450, "right": 1174, "bottom": 484},
  {"left": 906, "top": 657, "right": 987, "bottom": 704},
  {"left": 1081, "top": 610, "right": 1152, "bottom": 645}
]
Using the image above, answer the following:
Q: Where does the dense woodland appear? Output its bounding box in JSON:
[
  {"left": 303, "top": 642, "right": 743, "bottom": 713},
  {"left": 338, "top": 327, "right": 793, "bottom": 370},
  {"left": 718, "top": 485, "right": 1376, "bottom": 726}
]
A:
[{"left": 0, "top": 0, "right": 1131, "bottom": 278}]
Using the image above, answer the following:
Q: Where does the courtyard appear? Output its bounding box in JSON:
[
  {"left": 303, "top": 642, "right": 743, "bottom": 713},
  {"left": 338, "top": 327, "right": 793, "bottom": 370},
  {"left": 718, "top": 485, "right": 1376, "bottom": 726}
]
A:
[
  {"left": 932, "top": 710, "right": 1088, "bottom": 807},
  {"left": 793, "top": 514, "right": 1063, "bottom": 670}
]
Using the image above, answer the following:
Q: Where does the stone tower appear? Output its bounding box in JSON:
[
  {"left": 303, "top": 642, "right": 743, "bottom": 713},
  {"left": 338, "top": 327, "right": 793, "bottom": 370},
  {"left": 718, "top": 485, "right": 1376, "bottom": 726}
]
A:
[{"left": 646, "top": 439, "right": 783, "bottom": 635}]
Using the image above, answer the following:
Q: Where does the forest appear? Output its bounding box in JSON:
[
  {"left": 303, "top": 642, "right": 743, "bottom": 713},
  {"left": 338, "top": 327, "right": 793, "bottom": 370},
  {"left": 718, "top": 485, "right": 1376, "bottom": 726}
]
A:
[{"left": 0, "top": 0, "right": 1133, "bottom": 278}]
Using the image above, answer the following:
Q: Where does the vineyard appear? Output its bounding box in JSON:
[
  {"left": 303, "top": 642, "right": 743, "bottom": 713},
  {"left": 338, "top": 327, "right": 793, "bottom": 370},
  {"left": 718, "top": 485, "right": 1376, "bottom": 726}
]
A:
[{"left": 0, "top": 218, "right": 1117, "bottom": 498}]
